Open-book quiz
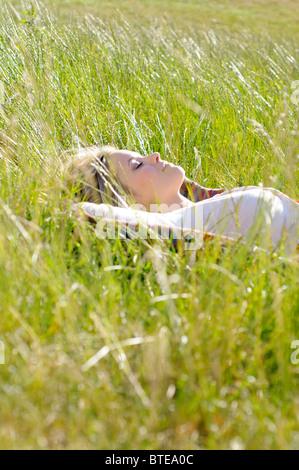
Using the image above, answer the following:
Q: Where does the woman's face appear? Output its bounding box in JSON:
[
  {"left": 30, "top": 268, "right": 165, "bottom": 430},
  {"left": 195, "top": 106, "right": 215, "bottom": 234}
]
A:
[{"left": 108, "top": 150, "right": 185, "bottom": 208}]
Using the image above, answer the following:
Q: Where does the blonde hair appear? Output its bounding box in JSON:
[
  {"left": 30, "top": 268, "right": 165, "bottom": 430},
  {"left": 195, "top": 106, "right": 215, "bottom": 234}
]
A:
[{"left": 62, "top": 145, "right": 129, "bottom": 207}]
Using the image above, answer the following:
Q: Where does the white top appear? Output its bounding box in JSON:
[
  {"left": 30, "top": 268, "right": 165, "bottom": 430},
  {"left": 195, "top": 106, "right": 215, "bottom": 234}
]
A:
[{"left": 79, "top": 186, "right": 299, "bottom": 254}]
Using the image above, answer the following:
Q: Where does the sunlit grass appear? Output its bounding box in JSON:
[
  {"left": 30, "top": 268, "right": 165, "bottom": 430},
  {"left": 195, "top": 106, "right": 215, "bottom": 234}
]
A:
[
  {"left": 0, "top": 0, "right": 299, "bottom": 449},
  {"left": 7, "top": 0, "right": 299, "bottom": 39}
]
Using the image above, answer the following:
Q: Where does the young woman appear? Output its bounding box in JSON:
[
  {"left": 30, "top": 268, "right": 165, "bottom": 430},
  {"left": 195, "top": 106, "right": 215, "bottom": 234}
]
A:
[{"left": 63, "top": 145, "right": 299, "bottom": 254}]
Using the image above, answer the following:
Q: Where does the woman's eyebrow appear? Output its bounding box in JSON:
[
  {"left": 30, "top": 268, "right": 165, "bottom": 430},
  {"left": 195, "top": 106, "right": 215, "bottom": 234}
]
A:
[{"left": 127, "top": 154, "right": 142, "bottom": 167}]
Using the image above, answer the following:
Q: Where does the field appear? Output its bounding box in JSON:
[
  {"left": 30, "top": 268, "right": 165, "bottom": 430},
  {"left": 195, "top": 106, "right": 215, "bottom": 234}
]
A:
[{"left": 0, "top": 0, "right": 299, "bottom": 449}]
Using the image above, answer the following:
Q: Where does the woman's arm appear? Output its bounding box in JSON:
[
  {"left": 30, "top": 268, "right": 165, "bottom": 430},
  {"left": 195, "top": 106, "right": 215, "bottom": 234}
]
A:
[{"left": 180, "top": 177, "right": 225, "bottom": 202}]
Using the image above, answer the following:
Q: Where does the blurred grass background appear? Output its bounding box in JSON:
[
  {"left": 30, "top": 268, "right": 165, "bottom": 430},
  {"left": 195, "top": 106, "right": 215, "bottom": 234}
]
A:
[
  {"left": 8, "top": 0, "right": 299, "bottom": 39},
  {"left": 0, "top": 0, "right": 299, "bottom": 449}
]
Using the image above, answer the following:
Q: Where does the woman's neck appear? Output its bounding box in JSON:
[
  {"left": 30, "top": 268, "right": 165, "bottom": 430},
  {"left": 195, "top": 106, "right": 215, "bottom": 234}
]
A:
[{"left": 148, "top": 192, "right": 193, "bottom": 213}]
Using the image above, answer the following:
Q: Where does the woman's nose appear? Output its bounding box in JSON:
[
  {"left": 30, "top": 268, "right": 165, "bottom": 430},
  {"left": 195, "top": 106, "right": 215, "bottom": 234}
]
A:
[{"left": 146, "top": 152, "right": 160, "bottom": 164}]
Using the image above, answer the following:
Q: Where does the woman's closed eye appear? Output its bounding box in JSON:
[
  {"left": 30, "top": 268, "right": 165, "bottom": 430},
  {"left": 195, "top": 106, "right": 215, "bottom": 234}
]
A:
[{"left": 133, "top": 160, "right": 143, "bottom": 170}]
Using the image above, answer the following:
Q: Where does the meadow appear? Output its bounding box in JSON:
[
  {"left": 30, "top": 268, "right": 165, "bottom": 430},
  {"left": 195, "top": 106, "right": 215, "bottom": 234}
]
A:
[{"left": 0, "top": 0, "right": 299, "bottom": 449}]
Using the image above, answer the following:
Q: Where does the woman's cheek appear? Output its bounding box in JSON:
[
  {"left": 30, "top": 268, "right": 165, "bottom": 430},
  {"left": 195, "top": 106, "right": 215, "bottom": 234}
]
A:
[
  {"left": 133, "top": 173, "right": 152, "bottom": 195},
  {"left": 140, "top": 168, "right": 158, "bottom": 185}
]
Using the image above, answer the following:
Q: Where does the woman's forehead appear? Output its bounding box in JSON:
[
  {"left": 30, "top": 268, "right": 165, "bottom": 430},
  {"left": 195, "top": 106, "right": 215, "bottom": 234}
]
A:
[
  {"left": 111, "top": 150, "right": 140, "bottom": 159},
  {"left": 109, "top": 150, "right": 140, "bottom": 177}
]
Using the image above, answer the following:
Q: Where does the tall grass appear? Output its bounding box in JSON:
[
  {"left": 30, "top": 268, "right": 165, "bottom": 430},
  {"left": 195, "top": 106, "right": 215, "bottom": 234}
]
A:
[{"left": 0, "top": 0, "right": 299, "bottom": 449}]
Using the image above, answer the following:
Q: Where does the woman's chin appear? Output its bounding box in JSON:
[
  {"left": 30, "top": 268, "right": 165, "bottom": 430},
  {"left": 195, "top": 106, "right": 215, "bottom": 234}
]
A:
[
  {"left": 166, "top": 166, "right": 185, "bottom": 193},
  {"left": 175, "top": 165, "right": 185, "bottom": 184}
]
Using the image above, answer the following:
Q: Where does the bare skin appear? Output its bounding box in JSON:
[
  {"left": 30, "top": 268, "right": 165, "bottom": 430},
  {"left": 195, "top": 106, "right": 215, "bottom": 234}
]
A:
[{"left": 108, "top": 149, "right": 193, "bottom": 212}]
